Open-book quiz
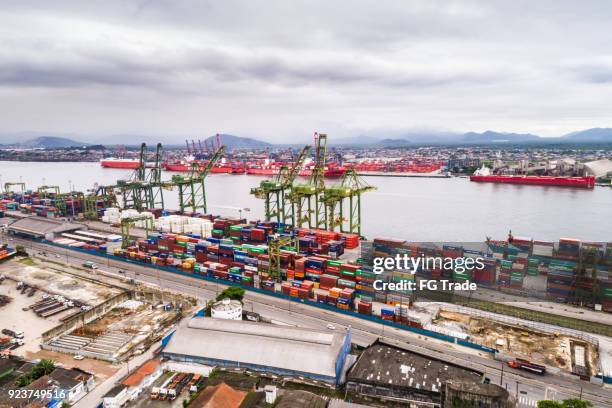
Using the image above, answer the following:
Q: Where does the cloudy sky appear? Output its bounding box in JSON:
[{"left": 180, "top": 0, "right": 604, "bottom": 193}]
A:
[{"left": 1, "top": 0, "right": 611, "bottom": 143}]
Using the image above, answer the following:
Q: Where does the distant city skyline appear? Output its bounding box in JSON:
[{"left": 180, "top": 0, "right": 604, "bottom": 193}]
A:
[{"left": 1, "top": 1, "right": 612, "bottom": 143}]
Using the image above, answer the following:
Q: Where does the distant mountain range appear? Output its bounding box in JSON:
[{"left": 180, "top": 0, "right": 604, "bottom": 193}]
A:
[
  {"left": 0, "top": 136, "right": 90, "bottom": 149},
  {"left": 330, "top": 128, "right": 612, "bottom": 146},
  {"left": 0, "top": 128, "right": 611, "bottom": 148},
  {"left": 205, "top": 134, "right": 271, "bottom": 149}
]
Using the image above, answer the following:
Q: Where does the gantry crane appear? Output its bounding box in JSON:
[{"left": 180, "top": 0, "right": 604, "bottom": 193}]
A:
[
  {"left": 37, "top": 185, "right": 60, "bottom": 198},
  {"left": 97, "top": 143, "right": 166, "bottom": 213},
  {"left": 172, "top": 144, "right": 225, "bottom": 214},
  {"left": 3, "top": 182, "right": 26, "bottom": 195},
  {"left": 53, "top": 191, "right": 83, "bottom": 218},
  {"left": 83, "top": 192, "right": 117, "bottom": 220},
  {"left": 251, "top": 145, "right": 310, "bottom": 226},
  {"left": 322, "top": 168, "right": 375, "bottom": 236},
  {"left": 290, "top": 132, "right": 328, "bottom": 229},
  {"left": 121, "top": 214, "right": 154, "bottom": 249},
  {"left": 267, "top": 234, "right": 299, "bottom": 282},
  {"left": 143, "top": 143, "right": 165, "bottom": 209}
]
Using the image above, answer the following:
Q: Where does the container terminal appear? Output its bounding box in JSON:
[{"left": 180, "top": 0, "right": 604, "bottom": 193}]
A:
[{"left": 1, "top": 134, "right": 611, "bottom": 407}]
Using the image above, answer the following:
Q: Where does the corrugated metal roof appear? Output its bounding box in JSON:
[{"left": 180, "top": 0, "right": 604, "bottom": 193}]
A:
[
  {"left": 7, "top": 217, "right": 82, "bottom": 237},
  {"left": 163, "top": 318, "right": 344, "bottom": 378}
]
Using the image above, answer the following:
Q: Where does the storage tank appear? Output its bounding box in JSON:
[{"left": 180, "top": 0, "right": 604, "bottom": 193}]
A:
[{"left": 211, "top": 298, "right": 243, "bottom": 320}]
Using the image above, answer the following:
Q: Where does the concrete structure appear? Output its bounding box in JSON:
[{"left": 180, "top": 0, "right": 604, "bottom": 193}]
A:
[
  {"left": 346, "top": 339, "right": 485, "bottom": 406},
  {"left": 102, "top": 384, "right": 129, "bottom": 408},
  {"left": 162, "top": 317, "right": 352, "bottom": 384},
  {"left": 443, "top": 381, "right": 512, "bottom": 408},
  {"left": 6, "top": 216, "right": 82, "bottom": 239},
  {"left": 211, "top": 298, "right": 243, "bottom": 320},
  {"left": 276, "top": 390, "right": 328, "bottom": 408}
]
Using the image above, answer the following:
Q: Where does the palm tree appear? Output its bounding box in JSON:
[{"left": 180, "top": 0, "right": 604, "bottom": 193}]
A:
[{"left": 38, "top": 359, "right": 56, "bottom": 376}]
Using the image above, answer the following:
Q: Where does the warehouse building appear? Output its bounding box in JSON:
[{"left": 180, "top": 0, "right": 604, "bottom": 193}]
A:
[
  {"left": 583, "top": 159, "right": 612, "bottom": 178},
  {"left": 346, "top": 339, "right": 486, "bottom": 406},
  {"left": 6, "top": 216, "right": 82, "bottom": 239},
  {"left": 162, "top": 317, "right": 352, "bottom": 385}
]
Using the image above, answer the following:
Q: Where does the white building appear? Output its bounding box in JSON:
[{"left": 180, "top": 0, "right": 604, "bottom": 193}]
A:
[
  {"left": 211, "top": 298, "right": 243, "bottom": 320},
  {"left": 102, "top": 384, "right": 129, "bottom": 408}
]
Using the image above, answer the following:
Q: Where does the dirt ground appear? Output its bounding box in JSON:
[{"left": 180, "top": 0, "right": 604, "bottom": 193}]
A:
[
  {"left": 436, "top": 310, "right": 599, "bottom": 373},
  {"left": 26, "top": 348, "right": 120, "bottom": 382},
  {"left": 0, "top": 258, "right": 121, "bottom": 305},
  {"left": 0, "top": 282, "right": 67, "bottom": 356},
  {"left": 73, "top": 304, "right": 176, "bottom": 338}
]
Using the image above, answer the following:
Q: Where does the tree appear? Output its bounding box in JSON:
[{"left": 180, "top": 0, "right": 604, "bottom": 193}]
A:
[
  {"left": 562, "top": 399, "right": 592, "bottom": 408},
  {"left": 216, "top": 286, "right": 245, "bottom": 303},
  {"left": 15, "top": 245, "right": 27, "bottom": 256},
  {"left": 538, "top": 402, "right": 563, "bottom": 408},
  {"left": 537, "top": 400, "right": 593, "bottom": 408},
  {"left": 37, "top": 359, "right": 56, "bottom": 376}
]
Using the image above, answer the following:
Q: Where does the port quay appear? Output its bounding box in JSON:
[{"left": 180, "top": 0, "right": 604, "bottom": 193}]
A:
[{"left": 1, "top": 3, "right": 612, "bottom": 408}]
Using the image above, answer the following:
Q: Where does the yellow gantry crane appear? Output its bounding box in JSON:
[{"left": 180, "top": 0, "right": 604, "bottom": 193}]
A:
[
  {"left": 251, "top": 145, "right": 311, "bottom": 227},
  {"left": 37, "top": 185, "right": 60, "bottom": 198},
  {"left": 121, "top": 214, "right": 154, "bottom": 249},
  {"left": 3, "top": 182, "right": 26, "bottom": 195},
  {"left": 267, "top": 234, "right": 299, "bottom": 282}
]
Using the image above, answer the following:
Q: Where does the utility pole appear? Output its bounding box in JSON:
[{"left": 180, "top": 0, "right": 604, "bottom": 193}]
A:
[{"left": 499, "top": 361, "right": 504, "bottom": 386}]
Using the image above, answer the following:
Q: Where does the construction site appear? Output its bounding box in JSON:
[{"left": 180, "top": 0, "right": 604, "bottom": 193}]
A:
[
  {"left": 435, "top": 309, "right": 599, "bottom": 377},
  {"left": 0, "top": 254, "right": 193, "bottom": 363}
]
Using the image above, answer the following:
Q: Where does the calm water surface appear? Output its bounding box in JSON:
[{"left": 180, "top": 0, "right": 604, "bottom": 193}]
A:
[{"left": 0, "top": 161, "right": 610, "bottom": 242}]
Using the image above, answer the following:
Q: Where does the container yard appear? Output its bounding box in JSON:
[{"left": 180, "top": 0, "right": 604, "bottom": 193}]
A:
[{"left": 1, "top": 138, "right": 611, "bottom": 387}]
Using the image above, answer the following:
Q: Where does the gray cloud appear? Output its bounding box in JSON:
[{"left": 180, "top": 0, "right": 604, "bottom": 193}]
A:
[{"left": 0, "top": 0, "right": 611, "bottom": 142}]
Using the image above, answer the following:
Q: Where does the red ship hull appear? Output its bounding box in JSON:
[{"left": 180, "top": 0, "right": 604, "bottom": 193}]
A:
[
  {"left": 470, "top": 175, "right": 595, "bottom": 188},
  {"left": 100, "top": 160, "right": 141, "bottom": 169},
  {"left": 163, "top": 163, "right": 245, "bottom": 174},
  {"left": 246, "top": 167, "right": 345, "bottom": 178}
]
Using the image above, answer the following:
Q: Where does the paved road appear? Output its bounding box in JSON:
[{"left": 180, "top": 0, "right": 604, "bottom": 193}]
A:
[{"left": 5, "top": 235, "right": 612, "bottom": 407}]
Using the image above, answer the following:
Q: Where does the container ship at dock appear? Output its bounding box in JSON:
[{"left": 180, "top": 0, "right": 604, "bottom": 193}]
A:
[
  {"left": 163, "top": 158, "right": 346, "bottom": 178},
  {"left": 470, "top": 166, "right": 595, "bottom": 188},
  {"left": 100, "top": 158, "right": 156, "bottom": 169},
  {"left": 245, "top": 161, "right": 346, "bottom": 178}
]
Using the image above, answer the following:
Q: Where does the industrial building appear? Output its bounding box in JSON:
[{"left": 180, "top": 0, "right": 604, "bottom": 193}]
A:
[
  {"left": 6, "top": 216, "right": 82, "bottom": 239},
  {"left": 583, "top": 158, "right": 612, "bottom": 178},
  {"left": 162, "top": 317, "right": 352, "bottom": 384},
  {"left": 346, "top": 339, "right": 486, "bottom": 406},
  {"left": 211, "top": 298, "right": 243, "bottom": 320}
]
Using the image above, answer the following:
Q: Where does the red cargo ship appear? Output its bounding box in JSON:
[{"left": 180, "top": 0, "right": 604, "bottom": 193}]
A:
[
  {"left": 163, "top": 160, "right": 245, "bottom": 174},
  {"left": 470, "top": 173, "right": 595, "bottom": 188},
  {"left": 100, "top": 158, "right": 155, "bottom": 169},
  {"left": 246, "top": 162, "right": 345, "bottom": 178}
]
